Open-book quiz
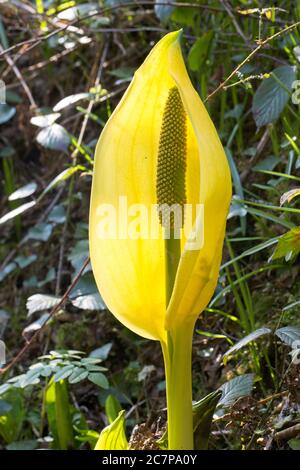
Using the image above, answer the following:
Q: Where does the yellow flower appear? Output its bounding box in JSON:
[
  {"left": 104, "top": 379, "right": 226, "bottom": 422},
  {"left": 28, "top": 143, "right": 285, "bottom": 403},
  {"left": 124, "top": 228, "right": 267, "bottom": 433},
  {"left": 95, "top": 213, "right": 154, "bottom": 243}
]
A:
[
  {"left": 89, "top": 30, "right": 231, "bottom": 450},
  {"left": 89, "top": 30, "right": 231, "bottom": 342}
]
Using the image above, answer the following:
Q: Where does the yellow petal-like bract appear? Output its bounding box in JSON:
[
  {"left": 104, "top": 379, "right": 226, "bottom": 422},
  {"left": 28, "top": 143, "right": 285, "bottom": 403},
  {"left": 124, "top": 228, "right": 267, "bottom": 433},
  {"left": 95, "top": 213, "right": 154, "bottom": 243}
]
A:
[{"left": 89, "top": 31, "right": 232, "bottom": 342}]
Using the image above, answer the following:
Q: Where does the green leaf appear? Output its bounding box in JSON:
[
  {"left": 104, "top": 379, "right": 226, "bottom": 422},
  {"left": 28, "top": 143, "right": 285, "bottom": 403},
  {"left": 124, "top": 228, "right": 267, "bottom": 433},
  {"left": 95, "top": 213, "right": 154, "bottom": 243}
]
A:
[
  {"left": 26, "top": 294, "right": 61, "bottom": 316},
  {"left": 275, "top": 326, "right": 300, "bottom": 347},
  {"left": 88, "top": 372, "right": 109, "bottom": 389},
  {"left": 68, "top": 367, "right": 89, "bottom": 384},
  {"left": 288, "top": 438, "right": 300, "bottom": 450},
  {"left": 8, "top": 182, "right": 37, "bottom": 201},
  {"left": 53, "top": 365, "right": 74, "bottom": 382},
  {"left": 6, "top": 440, "right": 37, "bottom": 450},
  {"left": 30, "top": 113, "right": 61, "bottom": 128},
  {"left": 53, "top": 93, "right": 90, "bottom": 112},
  {"left": 36, "top": 123, "right": 70, "bottom": 152},
  {"left": 0, "top": 389, "right": 24, "bottom": 443},
  {"left": 158, "top": 390, "right": 222, "bottom": 450},
  {"left": 272, "top": 227, "right": 300, "bottom": 261},
  {"left": 26, "top": 222, "right": 53, "bottom": 242},
  {"left": 94, "top": 410, "right": 128, "bottom": 450},
  {"left": 105, "top": 395, "right": 122, "bottom": 424},
  {"left": 223, "top": 327, "right": 272, "bottom": 362},
  {"left": 14, "top": 254, "right": 37, "bottom": 269},
  {"left": 67, "top": 240, "right": 90, "bottom": 272},
  {"left": 0, "top": 201, "right": 36, "bottom": 225},
  {"left": 193, "top": 390, "right": 222, "bottom": 450},
  {"left": 89, "top": 342, "right": 112, "bottom": 360},
  {"left": 188, "top": 31, "right": 214, "bottom": 72},
  {"left": 252, "top": 65, "right": 296, "bottom": 127},
  {"left": 0, "top": 104, "right": 16, "bottom": 124},
  {"left": 45, "top": 380, "right": 75, "bottom": 449},
  {"left": 39, "top": 166, "right": 82, "bottom": 199},
  {"left": 218, "top": 374, "right": 254, "bottom": 408},
  {"left": 71, "top": 293, "right": 105, "bottom": 311}
]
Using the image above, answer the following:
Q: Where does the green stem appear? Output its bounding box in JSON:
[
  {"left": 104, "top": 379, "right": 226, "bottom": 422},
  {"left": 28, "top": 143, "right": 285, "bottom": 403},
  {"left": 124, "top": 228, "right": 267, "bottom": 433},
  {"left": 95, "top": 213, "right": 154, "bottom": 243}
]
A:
[
  {"left": 163, "top": 227, "right": 194, "bottom": 450},
  {"left": 161, "top": 324, "right": 194, "bottom": 450},
  {"left": 164, "top": 232, "right": 181, "bottom": 305}
]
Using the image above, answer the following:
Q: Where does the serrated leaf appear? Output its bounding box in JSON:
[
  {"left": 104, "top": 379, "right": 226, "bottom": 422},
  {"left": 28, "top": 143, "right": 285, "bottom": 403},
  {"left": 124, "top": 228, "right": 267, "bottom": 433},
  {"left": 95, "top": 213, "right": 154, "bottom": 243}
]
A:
[
  {"left": 36, "top": 124, "right": 70, "bottom": 152},
  {"left": 71, "top": 292, "right": 105, "bottom": 311},
  {"left": 8, "top": 182, "right": 37, "bottom": 201},
  {"left": 218, "top": 374, "right": 254, "bottom": 408},
  {"left": 223, "top": 327, "right": 272, "bottom": 362},
  {"left": 88, "top": 372, "right": 109, "bottom": 389},
  {"left": 252, "top": 65, "right": 296, "bottom": 127},
  {"left": 275, "top": 326, "right": 300, "bottom": 347},
  {"left": 0, "top": 104, "right": 16, "bottom": 124},
  {"left": 94, "top": 410, "right": 128, "bottom": 450},
  {"left": 0, "top": 201, "right": 36, "bottom": 225},
  {"left": 26, "top": 294, "right": 61, "bottom": 316}
]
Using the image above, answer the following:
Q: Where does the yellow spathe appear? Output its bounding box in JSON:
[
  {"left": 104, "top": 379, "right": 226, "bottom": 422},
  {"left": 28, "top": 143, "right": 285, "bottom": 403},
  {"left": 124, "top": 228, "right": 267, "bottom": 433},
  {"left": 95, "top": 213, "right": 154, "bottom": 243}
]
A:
[{"left": 89, "top": 31, "right": 232, "bottom": 342}]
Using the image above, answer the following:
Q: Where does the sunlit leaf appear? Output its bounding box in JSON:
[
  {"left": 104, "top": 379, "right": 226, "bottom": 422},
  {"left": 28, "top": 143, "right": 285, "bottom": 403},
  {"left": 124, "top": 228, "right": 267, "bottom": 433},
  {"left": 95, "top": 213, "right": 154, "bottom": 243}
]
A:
[
  {"left": 275, "top": 326, "right": 300, "bottom": 347},
  {"left": 223, "top": 327, "right": 272, "bottom": 362},
  {"left": 53, "top": 93, "right": 90, "bottom": 112},
  {"left": 252, "top": 65, "right": 296, "bottom": 127},
  {"left": 272, "top": 227, "right": 300, "bottom": 261},
  {"left": 94, "top": 410, "right": 128, "bottom": 450},
  {"left": 36, "top": 123, "right": 70, "bottom": 152},
  {"left": 218, "top": 374, "right": 254, "bottom": 408},
  {"left": 26, "top": 294, "right": 61, "bottom": 316},
  {"left": 30, "top": 113, "right": 61, "bottom": 128},
  {"left": 280, "top": 188, "right": 300, "bottom": 206},
  {"left": 0, "top": 201, "right": 36, "bottom": 225},
  {"left": 188, "top": 31, "right": 214, "bottom": 72},
  {"left": 8, "top": 182, "right": 37, "bottom": 201}
]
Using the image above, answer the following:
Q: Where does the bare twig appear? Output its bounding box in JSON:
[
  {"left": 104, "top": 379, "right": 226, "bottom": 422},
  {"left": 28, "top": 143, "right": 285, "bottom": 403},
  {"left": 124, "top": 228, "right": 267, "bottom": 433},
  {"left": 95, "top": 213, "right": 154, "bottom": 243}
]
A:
[
  {"left": 274, "top": 423, "right": 300, "bottom": 442},
  {"left": 205, "top": 20, "right": 300, "bottom": 102},
  {"left": 0, "top": 44, "right": 37, "bottom": 109},
  {"left": 0, "top": 257, "right": 90, "bottom": 374}
]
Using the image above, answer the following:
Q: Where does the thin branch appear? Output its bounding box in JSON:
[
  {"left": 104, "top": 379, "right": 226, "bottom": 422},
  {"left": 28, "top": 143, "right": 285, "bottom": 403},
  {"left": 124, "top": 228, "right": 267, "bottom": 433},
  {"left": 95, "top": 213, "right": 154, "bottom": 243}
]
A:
[
  {"left": 205, "top": 20, "right": 300, "bottom": 102},
  {"left": 0, "top": 257, "right": 90, "bottom": 374},
  {"left": 0, "top": 44, "right": 37, "bottom": 109}
]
